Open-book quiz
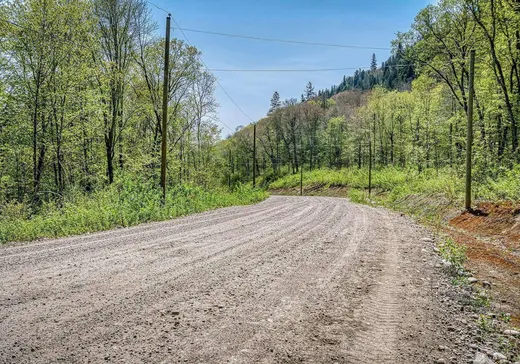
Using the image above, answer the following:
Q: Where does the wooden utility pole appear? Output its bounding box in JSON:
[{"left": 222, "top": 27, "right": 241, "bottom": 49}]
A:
[
  {"left": 300, "top": 141, "right": 303, "bottom": 196},
  {"left": 228, "top": 149, "right": 232, "bottom": 191},
  {"left": 465, "top": 50, "right": 475, "bottom": 211},
  {"left": 368, "top": 139, "right": 372, "bottom": 197},
  {"left": 252, "top": 123, "right": 257, "bottom": 188},
  {"left": 160, "top": 14, "right": 171, "bottom": 201}
]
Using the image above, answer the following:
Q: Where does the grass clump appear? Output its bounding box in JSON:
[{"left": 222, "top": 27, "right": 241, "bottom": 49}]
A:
[
  {"left": 0, "top": 177, "right": 268, "bottom": 244},
  {"left": 478, "top": 314, "right": 494, "bottom": 333},
  {"left": 473, "top": 289, "right": 492, "bottom": 309},
  {"left": 438, "top": 237, "right": 467, "bottom": 274}
]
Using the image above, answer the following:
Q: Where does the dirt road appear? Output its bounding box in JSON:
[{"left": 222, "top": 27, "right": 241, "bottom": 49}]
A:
[{"left": 0, "top": 197, "right": 474, "bottom": 363}]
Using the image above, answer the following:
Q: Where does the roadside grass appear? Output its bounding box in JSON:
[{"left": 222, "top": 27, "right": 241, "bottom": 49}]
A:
[
  {"left": 269, "top": 167, "right": 410, "bottom": 191},
  {"left": 0, "top": 178, "right": 268, "bottom": 244},
  {"left": 438, "top": 237, "right": 467, "bottom": 274},
  {"left": 270, "top": 166, "right": 520, "bottom": 221}
]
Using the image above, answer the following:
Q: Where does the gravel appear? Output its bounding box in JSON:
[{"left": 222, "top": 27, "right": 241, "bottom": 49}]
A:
[{"left": 0, "top": 196, "right": 515, "bottom": 363}]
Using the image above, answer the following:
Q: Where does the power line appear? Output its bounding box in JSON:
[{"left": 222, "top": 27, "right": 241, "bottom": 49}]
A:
[
  {"left": 209, "top": 67, "right": 363, "bottom": 73},
  {"left": 146, "top": 1, "right": 170, "bottom": 16},
  {"left": 0, "top": 17, "right": 412, "bottom": 76},
  {"left": 170, "top": 27, "right": 391, "bottom": 50},
  {"left": 208, "top": 65, "right": 413, "bottom": 72},
  {"left": 208, "top": 116, "right": 236, "bottom": 133},
  {"left": 1, "top": 13, "right": 246, "bottom": 132},
  {"left": 169, "top": 23, "right": 255, "bottom": 124},
  {"left": 146, "top": 1, "right": 256, "bottom": 124}
]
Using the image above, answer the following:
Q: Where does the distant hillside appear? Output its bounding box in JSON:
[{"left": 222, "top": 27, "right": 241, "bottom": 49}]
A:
[{"left": 318, "top": 46, "right": 415, "bottom": 99}]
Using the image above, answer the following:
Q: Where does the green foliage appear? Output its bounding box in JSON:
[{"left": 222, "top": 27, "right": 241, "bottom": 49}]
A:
[
  {"left": 451, "top": 275, "right": 469, "bottom": 287},
  {"left": 474, "top": 289, "right": 492, "bottom": 309},
  {"left": 477, "top": 314, "right": 494, "bottom": 333},
  {"left": 0, "top": 178, "right": 268, "bottom": 244},
  {"left": 347, "top": 189, "right": 367, "bottom": 204},
  {"left": 0, "top": 0, "right": 221, "bottom": 206},
  {"left": 498, "top": 336, "right": 520, "bottom": 362},
  {"left": 269, "top": 165, "right": 520, "bottom": 225},
  {"left": 270, "top": 167, "right": 461, "bottom": 196},
  {"left": 225, "top": 0, "right": 520, "bottom": 213},
  {"left": 474, "top": 166, "right": 520, "bottom": 201},
  {"left": 438, "top": 238, "right": 467, "bottom": 273},
  {"left": 498, "top": 312, "right": 512, "bottom": 324},
  {"left": 2, "top": 0, "right": 520, "bottom": 246}
]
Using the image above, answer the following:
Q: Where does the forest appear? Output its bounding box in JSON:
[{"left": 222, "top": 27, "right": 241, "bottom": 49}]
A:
[
  {"left": 0, "top": 0, "right": 265, "bottom": 242},
  {"left": 226, "top": 0, "right": 520, "bottom": 201},
  {"left": 1, "top": 0, "right": 520, "bottom": 242}
]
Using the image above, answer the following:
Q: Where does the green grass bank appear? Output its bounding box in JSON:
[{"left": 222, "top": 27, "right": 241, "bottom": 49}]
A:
[
  {"left": 269, "top": 166, "right": 520, "bottom": 221},
  {"left": 0, "top": 179, "right": 268, "bottom": 244}
]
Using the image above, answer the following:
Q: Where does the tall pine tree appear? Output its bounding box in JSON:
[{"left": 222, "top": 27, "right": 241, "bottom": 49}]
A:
[
  {"left": 371, "top": 53, "right": 377, "bottom": 71},
  {"left": 268, "top": 91, "right": 281, "bottom": 115},
  {"left": 304, "top": 82, "right": 316, "bottom": 101}
]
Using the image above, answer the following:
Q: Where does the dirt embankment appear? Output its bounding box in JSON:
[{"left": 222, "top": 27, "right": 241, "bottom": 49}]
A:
[{"left": 449, "top": 202, "right": 520, "bottom": 326}]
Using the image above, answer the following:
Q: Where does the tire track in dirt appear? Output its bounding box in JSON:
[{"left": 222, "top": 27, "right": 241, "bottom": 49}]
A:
[
  {"left": 162, "top": 199, "right": 350, "bottom": 363},
  {"left": 344, "top": 208, "right": 404, "bottom": 363},
  {"left": 0, "top": 196, "right": 462, "bottom": 363},
  {"left": 0, "top": 198, "right": 314, "bottom": 292},
  {"left": 0, "top": 197, "right": 297, "bottom": 261}
]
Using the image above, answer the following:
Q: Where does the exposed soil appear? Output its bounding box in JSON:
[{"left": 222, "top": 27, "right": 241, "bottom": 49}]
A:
[
  {"left": 0, "top": 196, "right": 514, "bottom": 363},
  {"left": 450, "top": 202, "right": 520, "bottom": 254},
  {"left": 449, "top": 202, "right": 520, "bottom": 326}
]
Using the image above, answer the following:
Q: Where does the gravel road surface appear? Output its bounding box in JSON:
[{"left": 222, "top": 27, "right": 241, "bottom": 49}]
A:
[{"left": 0, "top": 196, "right": 470, "bottom": 363}]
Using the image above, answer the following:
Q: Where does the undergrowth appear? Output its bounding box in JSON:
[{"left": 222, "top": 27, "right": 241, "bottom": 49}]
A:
[
  {"left": 269, "top": 166, "right": 520, "bottom": 221},
  {"left": 0, "top": 178, "right": 268, "bottom": 244}
]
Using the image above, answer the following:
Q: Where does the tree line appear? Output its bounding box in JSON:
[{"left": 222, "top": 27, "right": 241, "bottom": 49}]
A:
[
  {"left": 223, "top": 0, "right": 520, "bottom": 188},
  {"left": 1, "top": 0, "right": 519, "bottom": 209},
  {"left": 0, "top": 0, "right": 221, "bottom": 207}
]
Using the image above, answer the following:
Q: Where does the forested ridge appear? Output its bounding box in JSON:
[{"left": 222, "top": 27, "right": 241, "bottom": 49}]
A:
[{"left": 226, "top": 0, "right": 520, "bottom": 196}]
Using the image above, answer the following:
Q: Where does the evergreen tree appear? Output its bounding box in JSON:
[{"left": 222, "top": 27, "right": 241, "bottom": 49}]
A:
[
  {"left": 268, "top": 91, "right": 281, "bottom": 115},
  {"left": 371, "top": 53, "right": 377, "bottom": 71},
  {"left": 305, "top": 81, "right": 316, "bottom": 101}
]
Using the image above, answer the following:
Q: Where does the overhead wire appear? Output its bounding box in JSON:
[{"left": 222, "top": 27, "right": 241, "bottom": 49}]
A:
[
  {"left": 0, "top": 10, "right": 244, "bottom": 133},
  {"left": 0, "top": 14, "right": 240, "bottom": 136},
  {"left": 145, "top": 1, "right": 170, "bottom": 15},
  {"left": 146, "top": 1, "right": 256, "bottom": 127},
  {"left": 169, "top": 16, "right": 256, "bottom": 124},
  {"left": 170, "top": 27, "right": 391, "bottom": 50},
  {"left": 0, "top": 17, "right": 413, "bottom": 74},
  {"left": 207, "top": 65, "right": 414, "bottom": 72},
  {"left": 207, "top": 115, "right": 236, "bottom": 134},
  {"left": 1, "top": 4, "right": 422, "bottom": 134},
  {"left": 146, "top": 1, "right": 390, "bottom": 51}
]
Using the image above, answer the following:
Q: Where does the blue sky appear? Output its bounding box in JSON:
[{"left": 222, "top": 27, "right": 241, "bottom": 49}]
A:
[{"left": 148, "top": 0, "right": 433, "bottom": 136}]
